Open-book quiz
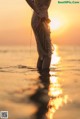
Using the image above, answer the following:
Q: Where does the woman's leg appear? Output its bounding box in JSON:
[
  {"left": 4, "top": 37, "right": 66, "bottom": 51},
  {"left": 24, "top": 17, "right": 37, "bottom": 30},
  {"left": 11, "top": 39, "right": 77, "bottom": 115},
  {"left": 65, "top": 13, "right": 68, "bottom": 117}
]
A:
[
  {"left": 42, "top": 56, "right": 51, "bottom": 71},
  {"left": 31, "top": 14, "right": 52, "bottom": 71},
  {"left": 37, "top": 57, "right": 43, "bottom": 70}
]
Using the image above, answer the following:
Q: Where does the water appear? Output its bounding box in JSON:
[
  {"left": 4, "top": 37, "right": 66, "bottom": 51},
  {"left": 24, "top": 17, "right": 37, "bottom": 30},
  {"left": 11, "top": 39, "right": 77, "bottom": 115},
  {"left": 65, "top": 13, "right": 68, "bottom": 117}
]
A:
[{"left": 0, "top": 45, "right": 80, "bottom": 119}]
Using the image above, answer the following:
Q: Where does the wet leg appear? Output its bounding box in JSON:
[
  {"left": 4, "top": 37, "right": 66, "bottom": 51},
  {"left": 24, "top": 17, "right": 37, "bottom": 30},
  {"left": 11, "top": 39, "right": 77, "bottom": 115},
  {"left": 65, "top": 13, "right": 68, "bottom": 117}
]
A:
[
  {"left": 42, "top": 56, "right": 51, "bottom": 72},
  {"left": 37, "top": 57, "right": 43, "bottom": 71}
]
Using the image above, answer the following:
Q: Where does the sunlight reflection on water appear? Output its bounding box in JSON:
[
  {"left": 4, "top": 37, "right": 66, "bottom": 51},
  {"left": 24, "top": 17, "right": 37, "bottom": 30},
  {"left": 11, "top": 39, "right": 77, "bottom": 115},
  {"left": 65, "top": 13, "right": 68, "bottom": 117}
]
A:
[
  {"left": 47, "top": 75, "right": 69, "bottom": 119},
  {"left": 51, "top": 44, "right": 61, "bottom": 67},
  {"left": 46, "top": 44, "right": 69, "bottom": 119}
]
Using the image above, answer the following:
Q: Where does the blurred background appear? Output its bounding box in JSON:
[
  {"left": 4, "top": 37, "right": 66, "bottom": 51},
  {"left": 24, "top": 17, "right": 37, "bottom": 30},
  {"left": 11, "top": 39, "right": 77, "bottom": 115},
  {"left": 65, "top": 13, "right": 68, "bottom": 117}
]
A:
[{"left": 0, "top": 0, "right": 80, "bottom": 46}]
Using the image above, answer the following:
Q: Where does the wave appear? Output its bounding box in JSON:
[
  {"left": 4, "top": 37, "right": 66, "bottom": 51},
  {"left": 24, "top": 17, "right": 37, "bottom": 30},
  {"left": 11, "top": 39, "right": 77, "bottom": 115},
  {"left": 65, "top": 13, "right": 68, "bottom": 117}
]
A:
[{"left": 0, "top": 65, "right": 37, "bottom": 73}]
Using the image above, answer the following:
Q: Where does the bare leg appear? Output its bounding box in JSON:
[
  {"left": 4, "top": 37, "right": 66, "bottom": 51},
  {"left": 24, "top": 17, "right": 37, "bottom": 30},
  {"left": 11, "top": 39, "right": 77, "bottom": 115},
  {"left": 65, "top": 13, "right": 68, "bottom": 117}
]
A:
[
  {"left": 31, "top": 13, "right": 52, "bottom": 72},
  {"left": 42, "top": 56, "right": 51, "bottom": 71},
  {"left": 37, "top": 57, "right": 43, "bottom": 70}
]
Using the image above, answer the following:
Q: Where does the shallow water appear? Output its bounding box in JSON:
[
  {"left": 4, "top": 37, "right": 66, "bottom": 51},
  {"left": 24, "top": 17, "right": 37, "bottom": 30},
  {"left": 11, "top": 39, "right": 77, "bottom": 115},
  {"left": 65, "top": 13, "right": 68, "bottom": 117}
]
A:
[{"left": 0, "top": 45, "right": 80, "bottom": 119}]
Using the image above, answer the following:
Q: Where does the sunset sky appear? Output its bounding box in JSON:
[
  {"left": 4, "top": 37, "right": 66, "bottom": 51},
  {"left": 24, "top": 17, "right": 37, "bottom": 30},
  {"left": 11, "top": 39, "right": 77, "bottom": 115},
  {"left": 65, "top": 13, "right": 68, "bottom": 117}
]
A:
[{"left": 0, "top": 0, "right": 80, "bottom": 46}]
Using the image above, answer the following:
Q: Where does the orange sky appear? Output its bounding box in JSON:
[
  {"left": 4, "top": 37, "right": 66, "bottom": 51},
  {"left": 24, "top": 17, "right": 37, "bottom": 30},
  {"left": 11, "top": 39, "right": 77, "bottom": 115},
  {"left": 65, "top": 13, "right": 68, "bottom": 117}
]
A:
[{"left": 0, "top": 0, "right": 80, "bottom": 46}]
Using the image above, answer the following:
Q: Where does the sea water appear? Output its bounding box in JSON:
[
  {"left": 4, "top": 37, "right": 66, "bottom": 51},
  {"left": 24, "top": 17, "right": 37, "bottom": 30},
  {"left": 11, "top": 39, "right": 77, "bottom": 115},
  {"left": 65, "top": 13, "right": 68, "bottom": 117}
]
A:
[{"left": 0, "top": 45, "right": 80, "bottom": 119}]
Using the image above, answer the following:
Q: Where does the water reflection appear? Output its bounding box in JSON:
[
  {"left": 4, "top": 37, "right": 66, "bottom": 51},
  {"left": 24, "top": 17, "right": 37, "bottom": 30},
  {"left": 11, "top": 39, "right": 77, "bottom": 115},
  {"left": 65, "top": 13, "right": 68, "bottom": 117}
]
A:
[
  {"left": 51, "top": 44, "right": 61, "bottom": 67},
  {"left": 31, "top": 72, "right": 68, "bottom": 119},
  {"left": 46, "top": 44, "right": 68, "bottom": 119},
  {"left": 30, "top": 73, "right": 50, "bottom": 119},
  {"left": 46, "top": 75, "right": 68, "bottom": 119},
  {"left": 29, "top": 45, "right": 68, "bottom": 119}
]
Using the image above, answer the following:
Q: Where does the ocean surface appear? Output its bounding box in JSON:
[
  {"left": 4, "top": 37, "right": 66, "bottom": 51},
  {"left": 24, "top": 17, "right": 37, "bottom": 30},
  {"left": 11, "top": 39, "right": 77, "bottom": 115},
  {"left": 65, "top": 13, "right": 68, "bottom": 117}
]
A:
[{"left": 0, "top": 45, "right": 80, "bottom": 119}]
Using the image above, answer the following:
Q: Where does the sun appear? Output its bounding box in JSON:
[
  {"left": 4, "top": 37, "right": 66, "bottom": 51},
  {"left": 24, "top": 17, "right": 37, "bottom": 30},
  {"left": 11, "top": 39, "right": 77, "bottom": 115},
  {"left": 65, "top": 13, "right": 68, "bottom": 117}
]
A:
[{"left": 49, "top": 18, "right": 61, "bottom": 31}]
